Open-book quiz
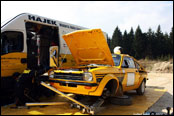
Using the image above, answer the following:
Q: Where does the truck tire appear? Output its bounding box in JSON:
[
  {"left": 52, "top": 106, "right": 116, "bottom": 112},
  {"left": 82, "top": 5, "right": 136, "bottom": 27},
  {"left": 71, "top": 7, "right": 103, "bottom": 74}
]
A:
[
  {"left": 12, "top": 72, "right": 20, "bottom": 80},
  {"left": 1, "top": 77, "right": 17, "bottom": 106},
  {"left": 15, "top": 73, "right": 36, "bottom": 106},
  {"left": 136, "top": 80, "right": 145, "bottom": 95},
  {"left": 109, "top": 95, "right": 132, "bottom": 106},
  {"left": 15, "top": 71, "right": 56, "bottom": 106}
]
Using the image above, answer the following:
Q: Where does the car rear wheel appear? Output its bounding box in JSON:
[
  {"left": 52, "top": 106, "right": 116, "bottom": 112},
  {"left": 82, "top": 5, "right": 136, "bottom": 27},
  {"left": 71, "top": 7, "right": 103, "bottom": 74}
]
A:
[{"left": 136, "top": 80, "right": 145, "bottom": 95}]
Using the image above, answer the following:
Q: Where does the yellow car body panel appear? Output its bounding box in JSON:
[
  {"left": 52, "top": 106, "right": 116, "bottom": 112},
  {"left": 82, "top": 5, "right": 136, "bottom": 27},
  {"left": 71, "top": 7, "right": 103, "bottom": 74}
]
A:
[
  {"left": 48, "top": 29, "right": 148, "bottom": 97},
  {"left": 62, "top": 29, "right": 114, "bottom": 66},
  {"left": 50, "top": 81, "right": 98, "bottom": 95},
  {"left": 59, "top": 54, "right": 77, "bottom": 67},
  {"left": 50, "top": 67, "right": 120, "bottom": 96},
  {"left": 88, "top": 74, "right": 120, "bottom": 96}
]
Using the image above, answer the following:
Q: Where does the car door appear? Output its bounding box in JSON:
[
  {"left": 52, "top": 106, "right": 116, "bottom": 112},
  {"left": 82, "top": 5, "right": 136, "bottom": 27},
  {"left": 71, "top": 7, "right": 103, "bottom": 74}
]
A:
[
  {"left": 121, "top": 56, "right": 139, "bottom": 91},
  {"left": 134, "top": 60, "right": 146, "bottom": 88}
]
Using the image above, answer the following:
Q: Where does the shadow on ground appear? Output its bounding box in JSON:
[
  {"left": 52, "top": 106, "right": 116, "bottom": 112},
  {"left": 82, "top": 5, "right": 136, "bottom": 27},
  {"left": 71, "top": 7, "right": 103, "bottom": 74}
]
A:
[{"left": 145, "top": 86, "right": 173, "bottom": 115}]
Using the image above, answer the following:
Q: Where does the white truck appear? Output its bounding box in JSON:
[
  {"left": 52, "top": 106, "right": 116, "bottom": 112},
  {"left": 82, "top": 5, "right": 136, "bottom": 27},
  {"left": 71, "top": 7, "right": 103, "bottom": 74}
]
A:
[{"left": 1, "top": 13, "right": 108, "bottom": 105}]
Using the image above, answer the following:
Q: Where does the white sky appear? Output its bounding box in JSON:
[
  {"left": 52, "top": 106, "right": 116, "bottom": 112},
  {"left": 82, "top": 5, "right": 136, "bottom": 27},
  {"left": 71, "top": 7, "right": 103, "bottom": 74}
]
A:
[{"left": 1, "top": 1, "right": 173, "bottom": 37}]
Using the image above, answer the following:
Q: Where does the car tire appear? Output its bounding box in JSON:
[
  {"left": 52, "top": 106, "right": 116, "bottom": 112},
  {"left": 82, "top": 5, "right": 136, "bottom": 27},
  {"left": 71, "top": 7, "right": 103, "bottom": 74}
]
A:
[
  {"left": 136, "top": 80, "right": 145, "bottom": 95},
  {"left": 109, "top": 95, "right": 132, "bottom": 106}
]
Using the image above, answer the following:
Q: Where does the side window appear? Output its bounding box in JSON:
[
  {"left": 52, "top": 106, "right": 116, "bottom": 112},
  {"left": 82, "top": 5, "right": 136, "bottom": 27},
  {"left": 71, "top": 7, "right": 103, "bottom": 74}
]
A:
[
  {"left": 122, "top": 57, "right": 129, "bottom": 68},
  {"left": 1, "top": 31, "right": 23, "bottom": 55},
  {"left": 128, "top": 57, "right": 135, "bottom": 68},
  {"left": 113, "top": 54, "right": 121, "bottom": 66},
  {"left": 135, "top": 61, "right": 140, "bottom": 70},
  {"left": 122, "top": 56, "right": 135, "bottom": 68}
]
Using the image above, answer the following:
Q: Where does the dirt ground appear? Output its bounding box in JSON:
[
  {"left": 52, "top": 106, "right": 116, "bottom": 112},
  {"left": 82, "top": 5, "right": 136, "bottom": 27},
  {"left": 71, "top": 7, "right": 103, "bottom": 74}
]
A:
[
  {"left": 139, "top": 59, "right": 173, "bottom": 73},
  {"left": 145, "top": 72, "right": 173, "bottom": 114}
]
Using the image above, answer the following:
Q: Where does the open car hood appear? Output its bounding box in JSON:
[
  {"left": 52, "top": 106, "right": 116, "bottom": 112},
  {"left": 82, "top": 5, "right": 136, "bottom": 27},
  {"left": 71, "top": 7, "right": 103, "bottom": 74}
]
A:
[{"left": 63, "top": 29, "right": 114, "bottom": 66}]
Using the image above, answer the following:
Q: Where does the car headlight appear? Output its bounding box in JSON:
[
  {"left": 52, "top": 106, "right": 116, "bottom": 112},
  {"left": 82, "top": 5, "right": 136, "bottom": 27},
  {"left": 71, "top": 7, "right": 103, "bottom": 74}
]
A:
[
  {"left": 49, "top": 71, "right": 54, "bottom": 78},
  {"left": 83, "top": 72, "right": 93, "bottom": 81}
]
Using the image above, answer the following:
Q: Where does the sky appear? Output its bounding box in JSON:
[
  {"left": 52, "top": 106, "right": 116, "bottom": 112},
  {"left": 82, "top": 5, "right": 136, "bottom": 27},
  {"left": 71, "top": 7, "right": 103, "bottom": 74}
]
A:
[{"left": 1, "top": 1, "right": 173, "bottom": 37}]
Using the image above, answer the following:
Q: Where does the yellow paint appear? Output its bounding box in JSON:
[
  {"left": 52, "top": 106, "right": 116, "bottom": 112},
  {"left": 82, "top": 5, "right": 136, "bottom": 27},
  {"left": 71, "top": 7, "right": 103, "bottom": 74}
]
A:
[
  {"left": 154, "top": 89, "right": 167, "bottom": 92},
  {"left": 59, "top": 54, "right": 77, "bottom": 67},
  {"left": 57, "top": 113, "right": 74, "bottom": 115},
  {"left": 28, "top": 110, "right": 44, "bottom": 115},
  {"left": 23, "top": 70, "right": 31, "bottom": 74},
  {"left": 1, "top": 52, "right": 27, "bottom": 77},
  {"left": 50, "top": 46, "right": 59, "bottom": 67},
  {"left": 54, "top": 70, "right": 84, "bottom": 74},
  {"left": 62, "top": 29, "right": 114, "bottom": 66},
  {"left": 51, "top": 82, "right": 97, "bottom": 95},
  {"left": 57, "top": 112, "right": 87, "bottom": 115}
]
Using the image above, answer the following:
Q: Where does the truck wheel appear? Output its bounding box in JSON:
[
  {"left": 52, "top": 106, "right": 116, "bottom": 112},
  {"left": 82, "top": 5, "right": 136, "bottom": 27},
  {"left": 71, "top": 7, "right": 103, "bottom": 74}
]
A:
[
  {"left": 15, "top": 72, "right": 40, "bottom": 106},
  {"left": 109, "top": 95, "right": 132, "bottom": 106},
  {"left": 1, "top": 76, "right": 17, "bottom": 106},
  {"left": 13, "top": 72, "right": 20, "bottom": 80},
  {"left": 136, "top": 80, "right": 145, "bottom": 95}
]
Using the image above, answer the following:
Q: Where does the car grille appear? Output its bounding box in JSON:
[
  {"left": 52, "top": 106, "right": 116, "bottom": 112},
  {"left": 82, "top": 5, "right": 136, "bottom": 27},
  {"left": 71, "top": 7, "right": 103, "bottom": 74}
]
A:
[{"left": 54, "top": 73, "right": 84, "bottom": 81}]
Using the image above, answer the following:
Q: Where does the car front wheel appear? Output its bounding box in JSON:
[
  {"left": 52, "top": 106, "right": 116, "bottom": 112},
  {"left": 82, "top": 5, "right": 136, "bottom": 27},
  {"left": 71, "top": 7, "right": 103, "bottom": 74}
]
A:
[{"left": 136, "top": 80, "right": 145, "bottom": 95}]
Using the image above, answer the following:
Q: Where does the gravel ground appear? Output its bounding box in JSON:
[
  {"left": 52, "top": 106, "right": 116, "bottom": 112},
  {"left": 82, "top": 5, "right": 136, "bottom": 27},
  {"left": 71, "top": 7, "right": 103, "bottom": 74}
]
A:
[{"left": 145, "top": 73, "right": 173, "bottom": 115}]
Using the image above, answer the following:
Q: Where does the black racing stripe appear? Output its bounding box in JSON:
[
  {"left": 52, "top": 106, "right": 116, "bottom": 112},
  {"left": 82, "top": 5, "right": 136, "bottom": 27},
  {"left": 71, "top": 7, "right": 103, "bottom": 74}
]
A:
[{"left": 48, "top": 80, "right": 98, "bottom": 86}]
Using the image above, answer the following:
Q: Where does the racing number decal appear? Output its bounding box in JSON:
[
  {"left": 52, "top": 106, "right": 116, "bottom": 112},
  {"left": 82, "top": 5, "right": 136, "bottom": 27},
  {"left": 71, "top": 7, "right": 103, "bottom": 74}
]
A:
[{"left": 127, "top": 73, "right": 135, "bottom": 86}]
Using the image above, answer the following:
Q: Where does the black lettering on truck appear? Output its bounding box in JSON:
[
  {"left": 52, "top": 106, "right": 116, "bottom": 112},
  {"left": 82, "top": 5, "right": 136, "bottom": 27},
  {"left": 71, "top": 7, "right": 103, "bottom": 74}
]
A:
[{"left": 28, "top": 15, "right": 57, "bottom": 26}]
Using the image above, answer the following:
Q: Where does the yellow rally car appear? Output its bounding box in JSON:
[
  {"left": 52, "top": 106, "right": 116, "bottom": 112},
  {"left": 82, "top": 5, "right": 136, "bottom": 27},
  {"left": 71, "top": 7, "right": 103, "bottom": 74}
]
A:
[{"left": 48, "top": 29, "right": 147, "bottom": 98}]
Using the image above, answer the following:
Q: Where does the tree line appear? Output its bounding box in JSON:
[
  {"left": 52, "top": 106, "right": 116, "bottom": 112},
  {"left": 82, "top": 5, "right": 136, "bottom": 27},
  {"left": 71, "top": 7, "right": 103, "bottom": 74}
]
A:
[{"left": 107, "top": 25, "right": 173, "bottom": 60}]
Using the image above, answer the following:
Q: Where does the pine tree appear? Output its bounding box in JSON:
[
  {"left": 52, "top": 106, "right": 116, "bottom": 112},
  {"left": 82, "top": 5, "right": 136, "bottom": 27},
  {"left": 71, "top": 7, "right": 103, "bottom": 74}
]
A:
[
  {"left": 107, "top": 36, "right": 112, "bottom": 51},
  {"left": 142, "top": 33, "right": 147, "bottom": 59},
  {"left": 122, "top": 30, "right": 129, "bottom": 54},
  {"left": 111, "top": 26, "right": 123, "bottom": 53},
  {"left": 110, "top": 25, "right": 172, "bottom": 60},
  {"left": 164, "top": 33, "right": 170, "bottom": 56},
  {"left": 146, "top": 28, "right": 156, "bottom": 59},
  {"left": 155, "top": 25, "right": 165, "bottom": 58},
  {"left": 169, "top": 27, "right": 173, "bottom": 56},
  {"left": 133, "top": 25, "right": 145, "bottom": 59},
  {"left": 129, "top": 27, "right": 135, "bottom": 56},
  {"left": 146, "top": 28, "right": 153, "bottom": 59}
]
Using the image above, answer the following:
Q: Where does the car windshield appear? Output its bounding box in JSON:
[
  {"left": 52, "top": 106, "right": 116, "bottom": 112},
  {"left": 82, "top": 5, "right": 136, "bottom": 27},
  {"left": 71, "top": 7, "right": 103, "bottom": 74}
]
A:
[{"left": 112, "top": 54, "right": 121, "bottom": 66}]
